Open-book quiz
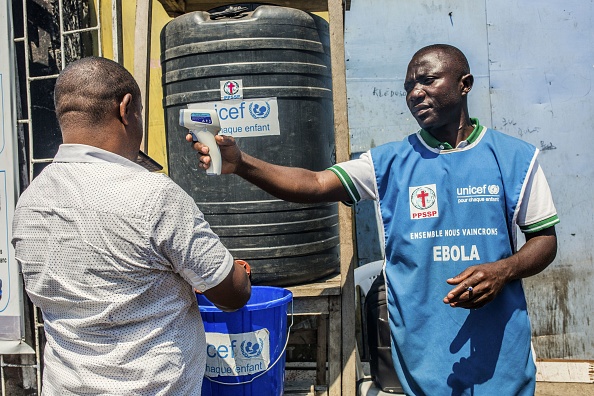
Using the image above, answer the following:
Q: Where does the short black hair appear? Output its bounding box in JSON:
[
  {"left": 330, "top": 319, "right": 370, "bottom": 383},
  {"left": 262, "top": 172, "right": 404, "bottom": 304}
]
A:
[
  {"left": 54, "top": 56, "right": 141, "bottom": 127},
  {"left": 413, "top": 44, "right": 470, "bottom": 78}
]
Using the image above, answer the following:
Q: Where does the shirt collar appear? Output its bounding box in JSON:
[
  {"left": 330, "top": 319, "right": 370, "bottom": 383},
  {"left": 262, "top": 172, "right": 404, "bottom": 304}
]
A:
[
  {"left": 54, "top": 144, "right": 148, "bottom": 172},
  {"left": 419, "top": 118, "right": 482, "bottom": 150}
]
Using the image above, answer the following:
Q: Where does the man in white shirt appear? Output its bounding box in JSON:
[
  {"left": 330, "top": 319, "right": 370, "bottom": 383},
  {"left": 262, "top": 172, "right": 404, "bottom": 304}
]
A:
[{"left": 12, "top": 56, "right": 251, "bottom": 395}]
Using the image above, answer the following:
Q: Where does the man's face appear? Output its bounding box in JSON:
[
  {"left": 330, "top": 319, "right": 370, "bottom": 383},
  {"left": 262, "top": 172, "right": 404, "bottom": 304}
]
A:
[{"left": 404, "top": 50, "right": 464, "bottom": 131}]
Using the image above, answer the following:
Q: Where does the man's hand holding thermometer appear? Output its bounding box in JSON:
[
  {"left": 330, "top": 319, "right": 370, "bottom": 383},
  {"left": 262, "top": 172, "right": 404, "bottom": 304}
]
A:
[
  {"left": 179, "top": 109, "right": 222, "bottom": 175},
  {"left": 183, "top": 111, "right": 274, "bottom": 186}
]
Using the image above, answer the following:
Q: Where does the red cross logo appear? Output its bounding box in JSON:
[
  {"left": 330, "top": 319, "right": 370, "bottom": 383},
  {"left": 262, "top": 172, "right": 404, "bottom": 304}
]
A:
[
  {"left": 224, "top": 81, "right": 239, "bottom": 95},
  {"left": 417, "top": 189, "right": 429, "bottom": 208},
  {"left": 410, "top": 185, "right": 437, "bottom": 211}
]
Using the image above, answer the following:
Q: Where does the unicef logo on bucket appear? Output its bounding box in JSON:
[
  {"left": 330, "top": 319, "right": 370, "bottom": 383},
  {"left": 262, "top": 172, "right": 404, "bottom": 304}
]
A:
[
  {"left": 241, "top": 338, "right": 265, "bottom": 358},
  {"left": 204, "top": 329, "right": 271, "bottom": 378},
  {"left": 249, "top": 101, "right": 271, "bottom": 119}
]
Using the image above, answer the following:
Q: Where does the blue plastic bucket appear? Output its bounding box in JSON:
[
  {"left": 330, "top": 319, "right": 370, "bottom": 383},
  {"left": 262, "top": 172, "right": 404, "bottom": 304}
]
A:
[{"left": 197, "top": 286, "right": 293, "bottom": 396}]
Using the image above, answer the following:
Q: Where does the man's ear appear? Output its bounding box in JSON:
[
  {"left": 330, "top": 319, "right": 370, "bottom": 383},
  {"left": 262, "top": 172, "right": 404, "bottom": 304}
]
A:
[
  {"left": 460, "top": 74, "right": 474, "bottom": 96},
  {"left": 119, "top": 93, "right": 133, "bottom": 126}
]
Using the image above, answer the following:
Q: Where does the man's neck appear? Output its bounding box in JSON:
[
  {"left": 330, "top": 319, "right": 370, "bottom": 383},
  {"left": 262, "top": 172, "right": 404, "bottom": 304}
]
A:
[
  {"left": 61, "top": 121, "right": 139, "bottom": 162},
  {"left": 427, "top": 116, "right": 473, "bottom": 148},
  {"left": 421, "top": 118, "right": 480, "bottom": 149}
]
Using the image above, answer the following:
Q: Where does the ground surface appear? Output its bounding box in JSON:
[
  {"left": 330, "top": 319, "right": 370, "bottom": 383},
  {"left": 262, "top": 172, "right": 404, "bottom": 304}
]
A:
[{"left": 536, "top": 382, "right": 594, "bottom": 395}]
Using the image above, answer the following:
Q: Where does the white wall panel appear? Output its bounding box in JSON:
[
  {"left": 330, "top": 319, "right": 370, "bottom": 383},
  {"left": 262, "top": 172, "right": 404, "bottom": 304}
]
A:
[{"left": 486, "top": 0, "right": 594, "bottom": 359}]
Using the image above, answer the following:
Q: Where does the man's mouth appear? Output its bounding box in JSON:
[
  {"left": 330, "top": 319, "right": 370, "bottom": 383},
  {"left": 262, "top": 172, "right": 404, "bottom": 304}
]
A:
[{"left": 412, "top": 105, "right": 431, "bottom": 116}]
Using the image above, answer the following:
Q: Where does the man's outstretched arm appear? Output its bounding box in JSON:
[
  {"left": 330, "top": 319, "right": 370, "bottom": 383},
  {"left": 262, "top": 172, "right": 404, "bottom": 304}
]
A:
[{"left": 188, "top": 134, "right": 351, "bottom": 204}]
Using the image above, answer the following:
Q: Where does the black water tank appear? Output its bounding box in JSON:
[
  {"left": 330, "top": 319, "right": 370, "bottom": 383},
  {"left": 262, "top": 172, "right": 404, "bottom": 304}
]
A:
[{"left": 161, "top": 5, "right": 339, "bottom": 286}]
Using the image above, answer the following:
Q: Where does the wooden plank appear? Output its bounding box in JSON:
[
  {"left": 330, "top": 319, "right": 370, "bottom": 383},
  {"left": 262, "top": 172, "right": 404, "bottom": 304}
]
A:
[
  {"left": 536, "top": 360, "right": 594, "bottom": 383},
  {"left": 327, "top": 296, "right": 342, "bottom": 396},
  {"left": 111, "top": 0, "right": 124, "bottom": 64},
  {"left": 287, "top": 273, "right": 341, "bottom": 298},
  {"left": 158, "top": 0, "right": 185, "bottom": 16},
  {"left": 133, "top": 0, "right": 152, "bottom": 152},
  {"left": 317, "top": 315, "right": 328, "bottom": 385},
  {"left": 339, "top": 257, "right": 357, "bottom": 395},
  {"left": 327, "top": 1, "right": 357, "bottom": 395},
  {"left": 187, "top": 1, "right": 329, "bottom": 12},
  {"left": 292, "top": 297, "right": 330, "bottom": 315},
  {"left": 156, "top": 0, "right": 351, "bottom": 16}
]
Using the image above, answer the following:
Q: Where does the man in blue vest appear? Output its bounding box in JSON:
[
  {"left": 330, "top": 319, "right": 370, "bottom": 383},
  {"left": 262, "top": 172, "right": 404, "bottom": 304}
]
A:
[{"left": 190, "top": 44, "right": 558, "bottom": 395}]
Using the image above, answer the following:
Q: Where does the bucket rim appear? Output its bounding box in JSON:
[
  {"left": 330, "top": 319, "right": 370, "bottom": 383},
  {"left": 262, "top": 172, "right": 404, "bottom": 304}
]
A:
[{"left": 198, "top": 285, "right": 292, "bottom": 312}]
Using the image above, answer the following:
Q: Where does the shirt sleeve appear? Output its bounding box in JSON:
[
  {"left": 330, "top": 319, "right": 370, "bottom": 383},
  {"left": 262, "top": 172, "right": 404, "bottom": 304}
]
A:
[
  {"left": 149, "top": 181, "right": 234, "bottom": 293},
  {"left": 328, "top": 151, "right": 378, "bottom": 204},
  {"left": 517, "top": 159, "right": 560, "bottom": 233}
]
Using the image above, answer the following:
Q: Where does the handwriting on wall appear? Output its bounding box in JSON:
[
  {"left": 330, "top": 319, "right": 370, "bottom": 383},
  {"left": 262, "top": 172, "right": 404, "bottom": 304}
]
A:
[
  {"left": 372, "top": 87, "right": 407, "bottom": 99},
  {"left": 540, "top": 141, "right": 557, "bottom": 151},
  {"left": 497, "top": 117, "right": 557, "bottom": 151}
]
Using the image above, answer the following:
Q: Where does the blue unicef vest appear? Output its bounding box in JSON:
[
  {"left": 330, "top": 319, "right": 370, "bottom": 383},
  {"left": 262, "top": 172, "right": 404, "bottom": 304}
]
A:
[{"left": 371, "top": 128, "right": 538, "bottom": 396}]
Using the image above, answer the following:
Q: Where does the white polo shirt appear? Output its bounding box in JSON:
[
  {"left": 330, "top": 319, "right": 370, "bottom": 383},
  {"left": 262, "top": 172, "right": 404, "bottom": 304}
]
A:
[{"left": 12, "top": 144, "right": 234, "bottom": 395}]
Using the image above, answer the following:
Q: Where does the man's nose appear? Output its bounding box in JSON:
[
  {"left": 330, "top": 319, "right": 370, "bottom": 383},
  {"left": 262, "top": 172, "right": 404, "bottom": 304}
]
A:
[{"left": 408, "top": 86, "right": 425, "bottom": 102}]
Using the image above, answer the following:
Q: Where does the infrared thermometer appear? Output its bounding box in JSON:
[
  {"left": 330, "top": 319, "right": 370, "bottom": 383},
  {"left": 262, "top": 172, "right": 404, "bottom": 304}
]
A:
[{"left": 179, "top": 109, "right": 222, "bottom": 175}]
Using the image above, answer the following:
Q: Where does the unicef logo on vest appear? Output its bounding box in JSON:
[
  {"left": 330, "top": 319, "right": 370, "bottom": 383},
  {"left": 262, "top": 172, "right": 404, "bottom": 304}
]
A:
[
  {"left": 456, "top": 183, "right": 501, "bottom": 204},
  {"left": 241, "top": 338, "right": 265, "bottom": 358},
  {"left": 249, "top": 102, "right": 271, "bottom": 119}
]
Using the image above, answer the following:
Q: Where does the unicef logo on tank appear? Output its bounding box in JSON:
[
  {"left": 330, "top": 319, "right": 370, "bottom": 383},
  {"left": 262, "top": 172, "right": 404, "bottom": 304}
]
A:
[
  {"left": 191, "top": 97, "right": 281, "bottom": 138},
  {"left": 249, "top": 101, "right": 271, "bottom": 119}
]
